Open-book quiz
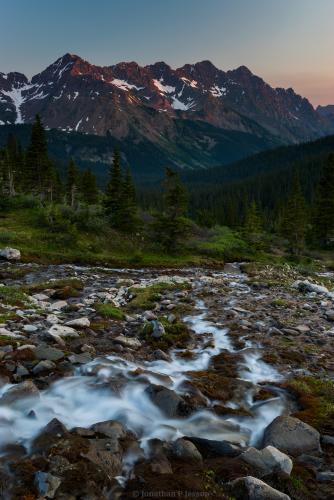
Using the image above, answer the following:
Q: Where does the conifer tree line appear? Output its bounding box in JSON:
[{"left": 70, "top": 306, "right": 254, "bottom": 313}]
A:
[
  {"left": 0, "top": 115, "right": 99, "bottom": 206},
  {"left": 1, "top": 114, "right": 334, "bottom": 254}
]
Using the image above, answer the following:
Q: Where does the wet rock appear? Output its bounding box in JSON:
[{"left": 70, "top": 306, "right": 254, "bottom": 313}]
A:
[
  {"left": 150, "top": 454, "right": 173, "bottom": 474},
  {"left": 151, "top": 320, "right": 165, "bottom": 339},
  {"left": 263, "top": 416, "right": 321, "bottom": 456},
  {"left": 35, "top": 471, "right": 61, "bottom": 498},
  {"left": 297, "top": 454, "right": 323, "bottom": 467},
  {"left": 228, "top": 476, "right": 291, "bottom": 500},
  {"left": 316, "top": 471, "right": 334, "bottom": 482},
  {"left": 32, "top": 418, "right": 69, "bottom": 454},
  {"left": 65, "top": 317, "right": 91, "bottom": 328},
  {"left": 16, "top": 364, "right": 30, "bottom": 377},
  {"left": 83, "top": 438, "right": 123, "bottom": 476},
  {"left": 91, "top": 420, "right": 127, "bottom": 442},
  {"left": 0, "top": 247, "right": 21, "bottom": 260},
  {"left": 240, "top": 445, "right": 293, "bottom": 476},
  {"left": 68, "top": 352, "right": 92, "bottom": 364},
  {"left": 322, "top": 435, "right": 334, "bottom": 446},
  {"left": 0, "top": 380, "right": 39, "bottom": 405},
  {"left": 171, "top": 438, "right": 202, "bottom": 462},
  {"left": 145, "top": 384, "right": 191, "bottom": 417},
  {"left": 152, "top": 349, "right": 169, "bottom": 361},
  {"left": 32, "top": 359, "right": 56, "bottom": 374},
  {"left": 185, "top": 437, "right": 241, "bottom": 458},
  {"left": 114, "top": 335, "right": 141, "bottom": 349}
]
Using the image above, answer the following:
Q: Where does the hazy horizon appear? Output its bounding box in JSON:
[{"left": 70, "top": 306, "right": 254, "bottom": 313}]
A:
[{"left": 1, "top": 0, "right": 333, "bottom": 106}]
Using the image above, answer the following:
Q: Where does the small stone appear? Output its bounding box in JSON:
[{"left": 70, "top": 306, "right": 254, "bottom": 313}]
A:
[
  {"left": 46, "top": 314, "right": 61, "bottom": 325},
  {"left": 151, "top": 320, "right": 165, "bottom": 339},
  {"left": 152, "top": 349, "right": 169, "bottom": 361},
  {"left": 142, "top": 310, "right": 157, "bottom": 321},
  {"left": 34, "top": 346, "right": 64, "bottom": 361},
  {"left": 316, "top": 471, "right": 334, "bottom": 482},
  {"left": 114, "top": 335, "right": 141, "bottom": 349},
  {"left": 326, "top": 310, "right": 334, "bottom": 321},
  {"left": 16, "top": 364, "right": 30, "bottom": 377},
  {"left": 167, "top": 313, "right": 176, "bottom": 324},
  {"left": 228, "top": 476, "right": 290, "bottom": 500},
  {"left": 23, "top": 324, "right": 38, "bottom": 333},
  {"left": 65, "top": 317, "right": 90, "bottom": 328},
  {"left": 32, "top": 293, "right": 50, "bottom": 301},
  {"left": 295, "top": 324, "right": 310, "bottom": 334},
  {"left": 48, "top": 300, "right": 68, "bottom": 311},
  {"left": 48, "top": 324, "right": 79, "bottom": 338},
  {"left": 322, "top": 435, "right": 334, "bottom": 446},
  {"left": 32, "top": 360, "right": 56, "bottom": 374},
  {"left": 68, "top": 353, "right": 92, "bottom": 364},
  {"left": 35, "top": 471, "right": 61, "bottom": 498}
]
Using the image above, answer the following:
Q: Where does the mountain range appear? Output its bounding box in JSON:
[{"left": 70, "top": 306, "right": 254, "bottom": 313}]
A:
[{"left": 0, "top": 53, "right": 334, "bottom": 174}]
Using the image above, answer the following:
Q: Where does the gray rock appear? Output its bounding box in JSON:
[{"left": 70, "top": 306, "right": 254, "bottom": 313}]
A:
[
  {"left": 0, "top": 327, "right": 25, "bottom": 339},
  {"left": 145, "top": 384, "right": 190, "bottom": 417},
  {"left": 228, "top": 476, "right": 291, "bottom": 500},
  {"left": 171, "top": 438, "right": 202, "bottom": 462},
  {"left": 181, "top": 437, "right": 241, "bottom": 458},
  {"left": 0, "top": 380, "right": 39, "bottom": 405},
  {"left": 297, "top": 454, "right": 323, "bottom": 467},
  {"left": 151, "top": 320, "right": 165, "bottom": 339},
  {"left": 68, "top": 352, "right": 92, "bottom": 364},
  {"left": 263, "top": 416, "right": 321, "bottom": 456},
  {"left": 152, "top": 349, "right": 169, "bottom": 361},
  {"left": 326, "top": 310, "right": 334, "bottom": 321},
  {"left": 35, "top": 471, "right": 61, "bottom": 498},
  {"left": 241, "top": 446, "right": 293, "bottom": 476},
  {"left": 167, "top": 313, "right": 176, "bottom": 324},
  {"left": 65, "top": 317, "right": 90, "bottom": 328},
  {"left": 0, "top": 247, "right": 21, "bottom": 260},
  {"left": 48, "top": 300, "right": 68, "bottom": 311},
  {"left": 46, "top": 314, "right": 61, "bottom": 325},
  {"left": 16, "top": 364, "right": 30, "bottom": 377},
  {"left": 32, "top": 293, "right": 50, "bottom": 301},
  {"left": 23, "top": 324, "right": 38, "bottom": 333},
  {"left": 114, "top": 335, "right": 141, "bottom": 349},
  {"left": 33, "top": 360, "right": 56, "bottom": 374},
  {"left": 48, "top": 324, "right": 79, "bottom": 339},
  {"left": 142, "top": 310, "right": 157, "bottom": 321},
  {"left": 35, "top": 346, "right": 64, "bottom": 361},
  {"left": 91, "top": 420, "right": 126, "bottom": 441},
  {"left": 322, "top": 435, "right": 334, "bottom": 446}
]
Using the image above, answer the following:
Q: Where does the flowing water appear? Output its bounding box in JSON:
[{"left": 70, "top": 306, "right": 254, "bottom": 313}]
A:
[{"left": 0, "top": 266, "right": 288, "bottom": 466}]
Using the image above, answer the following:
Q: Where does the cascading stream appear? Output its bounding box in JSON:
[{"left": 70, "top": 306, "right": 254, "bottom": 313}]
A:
[{"left": 0, "top": 268, "right": 287, "bottom": 457}]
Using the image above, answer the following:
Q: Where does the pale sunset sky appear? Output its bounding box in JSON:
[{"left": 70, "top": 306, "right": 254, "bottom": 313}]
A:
[{"left": 0, "top": 0, "right": 333, "bottom": 106}]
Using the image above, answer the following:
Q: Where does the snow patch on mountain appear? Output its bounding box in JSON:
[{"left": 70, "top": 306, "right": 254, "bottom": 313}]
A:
[
  {"left": 153, "top": 79, "right": 175, "bottom": 94},
  {"left": 1, "top": 83, "right": 34, "bottom": 124},
  {"left": 210, "top": 85, "right": 227, "bottom": 97},
  {"left": 171, "top": 96, "right": 195, "bottom": 111},
  {"left": 181, "top": 77, "right": 198, "bottom": 88},
  {"left": 111, "top": 79, "right": 144, "bottom": 91}
]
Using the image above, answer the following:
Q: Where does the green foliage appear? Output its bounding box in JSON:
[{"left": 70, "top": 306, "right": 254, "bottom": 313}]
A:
[
  {"left": 151, "top": 168, "right": 191, "bottom": 253},
  {"left": 66, "top": 158, "right": 80, "bottom": 208},
  {"left": 0, "top": 285, "right": 33, "bottom": 307},
  {"left": 80, "top": 168, "right": 99, "bottom": 205},
  {"left": 280, "top": 175, "right": 307, "bottom": 254},
  {"left": 94, "top": 303, "right": 125, "bottom": 320},
  {"left": 312, "top": 153, "right": 334, "bottom": 247},
  {"left": 127, "top": 282, "right": 189, "bottom": 311}
]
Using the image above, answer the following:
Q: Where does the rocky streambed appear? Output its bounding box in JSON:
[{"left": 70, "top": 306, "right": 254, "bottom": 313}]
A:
[{"left": 0, "top": 261, "right": 333, "bottom": 499}]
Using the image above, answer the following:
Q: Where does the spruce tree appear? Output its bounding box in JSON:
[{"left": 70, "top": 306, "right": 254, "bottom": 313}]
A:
[
  {"left": 104, "top": 149, "right": 124, "bottom": 228},
  {"left": 312, "top": 154, "right": 334, "bottom": 247},
  {"left": 281, "top": 176, "right": 307, "bottom": 255},
  {"left": 152, "top": 168, "right": 190, "bottom": 253},
  {"left": 66, "top": 158, "right": 80, "bottom": 208},
  {"left": 81, "top": 169, "right": 99, "bottom": 205},
  {"left": 244, "top": 201, "right": 262, "bottom": 234},
  {"left": 25, "top": 114, "right": 49, "bottom": 195},
  {"left": 119, "top": 168, "right": 139, "bottom": 231}
]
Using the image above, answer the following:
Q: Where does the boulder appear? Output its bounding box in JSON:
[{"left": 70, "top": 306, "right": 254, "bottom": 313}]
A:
[
  {"left": 65, "top": 317, "right": 90, "bottom": 328},
  {"left": 185, "top": 437, "right": 241, "bottom": 458},
  {"left": 32, "top": 418, "right": 69, "bottom": 454},
  {"left": 68, "top": 353, "right": 92, "bottom": 364},
  {"left": 263, "top": 416, "right": 321, "bottom": 456},
  {"left": 228, "top": 476, "right": 291, "bottom": 500},
  {"left": 48, "top": 300, "right": 68, "bottom": 311},
  {"left": 145, "top": 384, "right": 190, "bottom": 417},
  {"left": 0, "top": 247, "right": 21, "bottom": 260},
  {"left": 241, "top": 446, "right": 293, "bottom": 476},
  {"left": 0, "top": 380, "right": 39, "bottom": 405},
  {"left": 171, "top": 438, "right": 202, "bottom": 462},
  {"left": 151, "top": 320, "right": 165, "bottom": 339}
]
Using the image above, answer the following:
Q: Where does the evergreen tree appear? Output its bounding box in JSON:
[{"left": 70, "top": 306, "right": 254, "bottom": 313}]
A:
[
  {"left": 281, "top": 175, "right": 307, "bottom": 254},
  {"left": 312, "top": 153, "right": 334, "bottom": 247},
  {"left": 244, "top": 201, "right": 262, "bottom": 234},
  {"left": 104, "top": 149, "right": 124, "bottom": 228},
  {"left": 25, "top": 114, "right": 49, "bottom": 195},
  {"left": 81, "top": 169, "right": 99, "bottom": 205},
  {"left": 66, "top": 158, "right": 80, "bottom": 208},
  {"left": 119, "top": 168, "right": 139, "bottom": 231},
  {"left": 152, "top": 168, "right": 190, "bottom": 253}
]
